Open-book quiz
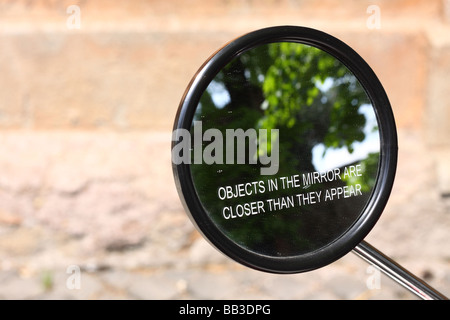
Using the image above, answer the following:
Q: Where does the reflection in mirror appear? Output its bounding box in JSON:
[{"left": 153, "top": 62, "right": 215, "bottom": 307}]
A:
[{"left": 190, "top": 42, "right": 380, "bottom": 257}]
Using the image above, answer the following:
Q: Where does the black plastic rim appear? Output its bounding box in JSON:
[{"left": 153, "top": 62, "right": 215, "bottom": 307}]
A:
[{"left": 172, "top": 26, "right": 398, "bottom": 274}]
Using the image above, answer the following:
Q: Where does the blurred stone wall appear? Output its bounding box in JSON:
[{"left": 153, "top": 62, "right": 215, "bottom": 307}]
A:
[
  {"left": 2, "top": 0, "right": 449, "bottom": 193},
  {"left": 0, "top": 1, "right": 449, "bottom": 300},
  {"left": 0, "top": 0, "right": 448, "bottom": 135}
]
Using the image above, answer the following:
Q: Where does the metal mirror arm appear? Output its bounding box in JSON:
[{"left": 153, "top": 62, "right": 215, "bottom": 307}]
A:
[{"left": 353, "top": 241, "right": 448, "bottom": 300}]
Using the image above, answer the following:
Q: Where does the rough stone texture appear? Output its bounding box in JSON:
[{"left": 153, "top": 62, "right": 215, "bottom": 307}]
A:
[{"left": 0, "top": 130, "right": 447, "bottom": 300}]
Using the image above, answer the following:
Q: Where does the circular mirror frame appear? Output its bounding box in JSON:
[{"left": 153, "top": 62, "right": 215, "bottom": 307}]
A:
[{"left": 172, "top": 26, "right": 398, "bottom": 273}]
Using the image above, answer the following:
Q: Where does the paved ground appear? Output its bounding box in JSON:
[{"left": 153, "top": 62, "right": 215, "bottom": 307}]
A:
[{"left": 0, "top": 129, "right": 448, "bottom": 300}]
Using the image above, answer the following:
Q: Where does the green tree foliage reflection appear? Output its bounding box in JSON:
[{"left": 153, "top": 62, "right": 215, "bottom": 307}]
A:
[
  {"left": 260, "top": 43, "right": 369, "bottom": 175},
  {"left": 190, "top": 42, "right": 380, "bottom": 256}
]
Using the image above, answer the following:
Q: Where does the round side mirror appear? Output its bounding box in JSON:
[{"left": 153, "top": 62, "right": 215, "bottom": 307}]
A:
[{"left": 172, "top": 26, "right": 397, "bottom": 274}]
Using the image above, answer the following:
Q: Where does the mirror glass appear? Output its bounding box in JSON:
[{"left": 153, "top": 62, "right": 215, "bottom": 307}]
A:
[{"left": 188, "top": 42, "right": 380, "bottom": 258}]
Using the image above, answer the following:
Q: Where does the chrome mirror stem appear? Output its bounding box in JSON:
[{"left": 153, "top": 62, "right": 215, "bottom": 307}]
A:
[{"left": 353, "top": 241, "right": 448, "bottom": 300}]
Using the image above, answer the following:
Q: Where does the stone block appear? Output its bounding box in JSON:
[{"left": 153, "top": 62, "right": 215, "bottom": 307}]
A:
[
  {"left": 425, "top": 45, "right": 450, "bottom": 146},
  {"left": 0, "top": 32, "right": 232, "bottom": 131},
  {"left": 0, "top": 0, "right": 444, "bottom": 131},
  {"left": 336, "top": 30, "right": 429, "bottom": 130}
]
